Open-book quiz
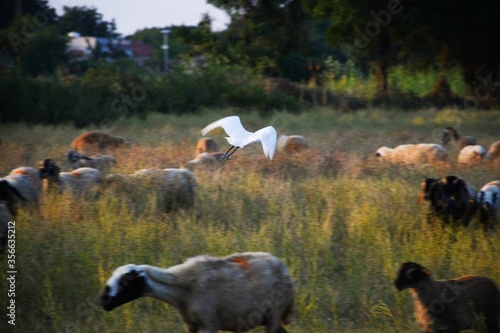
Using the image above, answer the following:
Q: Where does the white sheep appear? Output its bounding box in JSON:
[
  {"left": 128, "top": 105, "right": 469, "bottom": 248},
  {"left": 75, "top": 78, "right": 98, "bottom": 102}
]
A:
[
  {"left": 477, "top": 180, "right": 500, "bottom": 226},
  {"left": 0, "top": 167, "right": 41, "bottom": 215},
  {"left": 67, "top": 150, "right": 116, "bottom": 173},
  {"left": 104, "top": 168, "right": 197, "bottom": 211},
  {"left": 277, "top": 135, "right": 308, "bottom": 154},
  {"left": 0, "top": 201, "right": 13, "bottom": 254},
  {"left": 375, "top": 144, "right": 449, "bottom": 165},
  {"left": 457, "top": 145, "right": 487, "bottom": 165},
  {"left": 38, "top": 159, "right": 102, "bottom": 195},
  {"left": 99, "top": 252, "right": 294, "bottom": 333},
  {"left": 185, "top": 152, "right": 225, "bottom": 171}
]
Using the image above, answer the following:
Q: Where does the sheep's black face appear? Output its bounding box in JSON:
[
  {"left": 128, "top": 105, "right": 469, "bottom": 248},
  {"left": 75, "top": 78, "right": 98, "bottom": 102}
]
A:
[
  {"left": 67, "top": 151, "right": 81, "bottom": 164},
  {"left": 100, "top": 269, "right": 146, "bottom": 311},
  {"left": 395, "top": 262, "right": 431, "bottom": 291},
  {"left": 38, "top": 159, "right": 59, "bottom": 179},
  {"left": 441, "top": 130, "right": 451, "bottom": 145},
  {"left": 422, "top": 179, "right": 434, "bottom": 200}
]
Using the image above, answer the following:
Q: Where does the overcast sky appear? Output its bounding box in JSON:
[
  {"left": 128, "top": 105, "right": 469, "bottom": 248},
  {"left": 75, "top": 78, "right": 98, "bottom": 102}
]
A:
[{"left": 48, "top": 0, "right": 231, "bottom": 36}]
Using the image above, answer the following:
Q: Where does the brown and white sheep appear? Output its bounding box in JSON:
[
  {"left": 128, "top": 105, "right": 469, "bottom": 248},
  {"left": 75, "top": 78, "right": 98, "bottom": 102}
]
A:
[
  {"left": 486, "top": 141, "right": 500, "bottom": 164},
  {"left": 277, "top": 135, "right": 308, "bottom": 154},
  {"left": 457, "top": 145, "right": 487, "bottom": 165},
  {"left": 38, "top": 159, "right": 102, "bottom": 195},
  {"left": 376, "top": 144, "right": 449, "bottom": 165},
  {"left": 67, "top": 150, "right": 116, "bottom": 173},
  {"left": 100, "top": 252, "right": 294, "bottom": 333},
  {"left": 441, "top": 127, "right": 476, "bottom": 151},
  {"left": 71, "top": 131, "right": 128, "bottom": 154},
  {"left": 395, "top": 262, "right": 500, "bottom": 333},
  {"left": 104, "top": 168, "right": 197, "bottom": 212},
  {"left": 0, "top": 202, "right": 13, "bottom": 254},
  {"left": 195, "top": 138, "right": 220, "bottom": 155}
]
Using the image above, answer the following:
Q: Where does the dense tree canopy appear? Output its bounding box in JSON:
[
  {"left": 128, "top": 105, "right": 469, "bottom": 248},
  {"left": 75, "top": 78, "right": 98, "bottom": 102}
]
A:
[
  {"left": 58, "top": 6, "right": 117, "bottom": 37},
  {"left": 1, "top": 0, "right": 500, "bottom": 100},
  {"left": 0, "top": 0, "right": 56, "bottom": 30}
]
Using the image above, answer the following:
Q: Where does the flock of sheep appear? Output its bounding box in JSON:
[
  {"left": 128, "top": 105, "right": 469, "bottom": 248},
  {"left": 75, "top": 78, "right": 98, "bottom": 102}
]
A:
[
  {"left": 1, "top": 124, "right": 500, "bottom": 333},
  {"left": 376, "top": 127, "right": 500, "bottom": 166}
]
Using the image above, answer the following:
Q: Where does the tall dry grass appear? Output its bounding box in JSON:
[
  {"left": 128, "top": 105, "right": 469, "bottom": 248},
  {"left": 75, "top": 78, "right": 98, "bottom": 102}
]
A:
[{"left": 0, "top": 108, "right": 499, "bottom": 333}]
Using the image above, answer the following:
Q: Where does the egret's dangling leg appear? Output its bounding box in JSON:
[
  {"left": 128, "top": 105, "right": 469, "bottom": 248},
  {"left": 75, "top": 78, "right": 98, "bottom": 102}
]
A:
[
  {"left": 221, "top": 146, "right": 238, "bottom": 160},
  {"left": 225, "top": 147, "right": 239, "bottom": 160}
]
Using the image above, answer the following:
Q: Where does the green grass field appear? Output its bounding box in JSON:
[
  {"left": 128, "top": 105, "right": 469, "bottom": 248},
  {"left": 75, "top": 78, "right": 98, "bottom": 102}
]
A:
[{"left": 1, "top": 108, "right": 499, "bottom": 333}]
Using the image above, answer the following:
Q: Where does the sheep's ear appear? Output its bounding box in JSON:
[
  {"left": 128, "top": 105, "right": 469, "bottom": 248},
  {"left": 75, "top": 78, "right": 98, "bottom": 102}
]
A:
[
  {"left": 422, "top": 268, "right": 432, "bottom": 276},
  {"left": 405, "top": 268, "right": 416, "bottom": 279}
]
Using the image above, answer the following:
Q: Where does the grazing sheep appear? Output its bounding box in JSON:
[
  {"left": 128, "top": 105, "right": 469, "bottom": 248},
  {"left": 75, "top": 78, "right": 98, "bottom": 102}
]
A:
[
  {"left": 195, "top": 138, "right": 220, "bottom": 155},
  {"left": 100, "top": 252, "right": 294, "bottom": 333},
  {"left": 419, "top": 175, "right": 477, "bottom": 226},
  {"left": 394, "top": 262, "right": 500, "bottom": 333},
  {"left": 418, "top": 177, "right": 447, "bottom": 223},
  {"left": 0, "top": 202, "right": 13, "bottom": 254},
  {"left": 104, "top": 168, "right": 196, "bottom": 212},
  {"left": 476, "top": 180, "right": 500, "bottom": 226},
  {"left": 441, "top": 127, "right": 476, "bottom": 151},
  {"left": 38, "top": 159, "right": 102, "bottom": 195},
  {"left": 277, "top": 135, "right": 308, "bottom": 154},
  {"left": 442, "top": 175, "right": 477, "bottom": 226},
  {"left": 67, "top": 150, "right": 116, "bottom": 173},
  {"left": 71, "top": 131, "right": 128, "bottom": 154},
  {"left": 185, "top": 152, "right": 225, "bottom": 171},
  {"left": 486, "top": 141, "right": 500, "bottom": 164},
  {"left": 0, "top": 167, "right": 41, "bottom": 215},
  {"left": 376, "top": 144, "right": 449, "bottom": 165},
  {"left": 457, "top": 145, "right": 487, "bottom": 165}
]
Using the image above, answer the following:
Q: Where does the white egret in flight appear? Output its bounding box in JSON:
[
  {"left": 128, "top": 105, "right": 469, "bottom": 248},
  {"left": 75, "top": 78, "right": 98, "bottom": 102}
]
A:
[{"left": 201, "top": 116, "right": 277, "bottom": 161}]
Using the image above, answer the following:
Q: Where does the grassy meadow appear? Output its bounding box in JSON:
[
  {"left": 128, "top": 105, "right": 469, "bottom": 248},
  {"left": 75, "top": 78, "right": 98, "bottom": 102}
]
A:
[{"left": 1, "top": 107, "right": 500, "bottom": 333}]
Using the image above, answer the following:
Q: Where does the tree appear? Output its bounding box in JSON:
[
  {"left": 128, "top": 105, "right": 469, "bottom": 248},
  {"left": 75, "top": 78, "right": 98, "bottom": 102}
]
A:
[
  {"left": 208, "top": 0, "right": 317, "bottom": 80},
  {"left": 58, "top": 6, "right": 117, "bottom": 37},
  {"left": 0, "top": 0, "right": 56, "bottom": 30}
]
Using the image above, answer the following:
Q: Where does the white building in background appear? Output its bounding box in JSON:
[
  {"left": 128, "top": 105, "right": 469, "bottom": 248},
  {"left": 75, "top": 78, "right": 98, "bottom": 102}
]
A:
[{"left": 66, "top": 32, "right": 153, "bottom": 65}]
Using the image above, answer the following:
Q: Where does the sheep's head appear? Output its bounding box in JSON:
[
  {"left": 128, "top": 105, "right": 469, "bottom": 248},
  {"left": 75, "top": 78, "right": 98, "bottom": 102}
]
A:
[
  {"left": 67, "top": 151, "right": 92, "bottom": 164},
  {"left": 478, "top": 190, "right": 498, "bottom": 209},
  {"left": 442, "top": 127, "right": 459, "bottom": 144},
  {"left": 0, "top": 180, "right": 26, "bottom": 202},
  {"left": 0, "top": 180, "right": 26, "bottom": 216},
  {"left": 442, "top": 175, "right": 464, "bottom": 198},
  {"left": 441, "top": 129, "right": 451, "bottom": 144},
  {"left": 375, "top": 147, "right": 392, "bottom": 158},
  {"left": 196, "top": 138, "right": 220, "bottom": 155},
  {"left": 100, "top": 264, "right": 146, "bottom": 311},
  {"left": 38, "top": 159, "right": 60, "bottom": 179},
  {"left": 394, "top": 262, "right": 433, "bottom": 291}
]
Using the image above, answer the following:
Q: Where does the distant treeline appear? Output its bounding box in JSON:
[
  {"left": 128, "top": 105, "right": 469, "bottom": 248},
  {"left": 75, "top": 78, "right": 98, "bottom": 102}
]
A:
[{"left": 0, "top": 62, "right": 302, "bottom": 127}]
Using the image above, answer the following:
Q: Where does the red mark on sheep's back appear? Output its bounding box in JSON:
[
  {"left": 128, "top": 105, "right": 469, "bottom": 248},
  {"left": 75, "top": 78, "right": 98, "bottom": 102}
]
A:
[
  {"left": 70, "top": 171, "right": 83, "bottom": 176},
  {"left": 12, "top": 170, "right": 29, "bottom": 175},
  {"left": 231, "top": 257, "right": 250, "bottom": 269}
]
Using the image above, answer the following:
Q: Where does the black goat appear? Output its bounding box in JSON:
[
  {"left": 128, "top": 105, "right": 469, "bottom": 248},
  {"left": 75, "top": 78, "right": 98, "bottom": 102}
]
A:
[{"left": 419, "top": 176, "right": 477, "bottom": 226}]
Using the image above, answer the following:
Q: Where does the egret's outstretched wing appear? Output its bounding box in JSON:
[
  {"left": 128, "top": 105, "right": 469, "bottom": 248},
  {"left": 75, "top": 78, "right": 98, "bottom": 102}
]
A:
[
  {"left": 242, "top": 126, "right": 277, "bottom": 160},
  {"left": 201, "top": 116, "right": 252, "bottom": 147}
]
